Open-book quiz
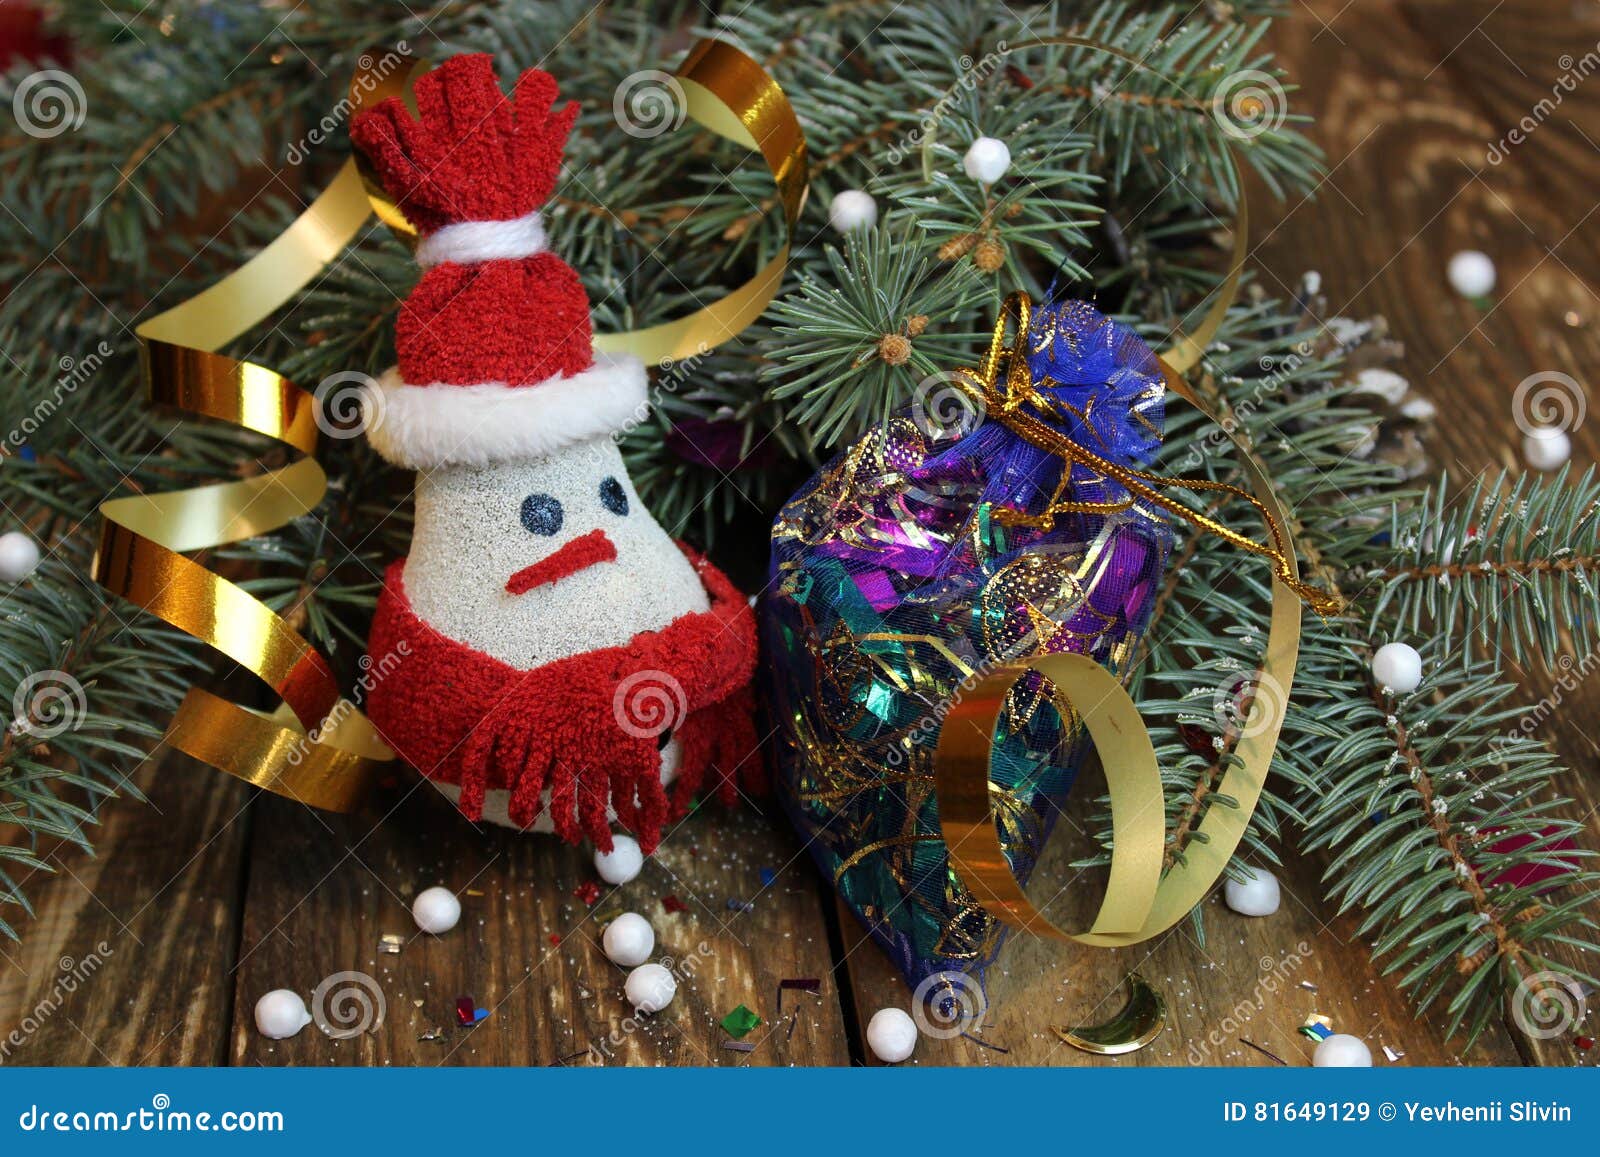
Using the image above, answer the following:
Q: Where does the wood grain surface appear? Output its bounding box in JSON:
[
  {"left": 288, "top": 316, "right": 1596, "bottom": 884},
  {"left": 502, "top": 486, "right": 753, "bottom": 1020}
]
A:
[{"left": 2, "top": 0, "right": 1596, "bottom": 1067}]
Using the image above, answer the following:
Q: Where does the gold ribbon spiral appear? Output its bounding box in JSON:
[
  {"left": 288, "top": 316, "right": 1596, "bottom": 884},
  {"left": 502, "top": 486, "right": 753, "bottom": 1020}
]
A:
[
  {"left": 927, "top": 36, "right": 1338, "bottom": 946},
  {"left": 93, "top": 41, "right": 807, "bottom": 811}
]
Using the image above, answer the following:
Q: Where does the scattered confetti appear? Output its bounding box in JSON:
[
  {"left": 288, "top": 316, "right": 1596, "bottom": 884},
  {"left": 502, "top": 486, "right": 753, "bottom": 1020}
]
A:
[
  {"left": 1240, "top": 1038, "right": 1288, "bottom": 1066},
  {"left": 466, "top": 888, "right": 484, "bottom": 897},
  {"left": 778, "top": 977, "right": 821, "bottom": 1015},
  {"left": 662, "top": 894, "right": 688, "bottom": 914},
  {"left": 726, "top": 897, "right": 755, "bottom": 913},
  {"left": 1382, "top": 1044, "right": 1405, "bottom": 1062},
  {"left": 961, "top": 1032, "right": 1009, "bottom": 1053},
  {"left": 418, "top": 1028, "right": 448, "bottom": 1043},
  {"left": 379, "top": 933, "right": 404, "bottom": 955},
  {"left": 455, "top": 996, "right": 477, "bottom": 1027},
  {"left": 720, "top": 1004, "right": 762, "bottom": 1039},
  {"left": 1577, "top": 1036, "right": 1594, "bottom": 1051},
  {"left": 547, "top": 933, "right": 561, "bottom": 946},
  {"left": 1297, "top": 980, "right": 1318, "bottom": 992},
  {"left": 573, "top": 880, "right": 602, "bottom": 906},
  {"left": 722, "top": 1040, "right": 756, "bottom": 1052},
  {"left": 1298, "top": 1013, "right": 1334, "bottom": 1042},
  {"left": 473, "top": 1007, "right": 491, "bottom": 1023},
  {"left": 759, "top": 868, "right": 777, "bottom": 887}
]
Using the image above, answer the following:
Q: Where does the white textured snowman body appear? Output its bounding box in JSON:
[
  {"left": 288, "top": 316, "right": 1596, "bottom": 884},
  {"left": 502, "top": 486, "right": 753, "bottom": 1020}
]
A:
[{"left": 403, "top": 436, "right": 709, "bottom": 830}]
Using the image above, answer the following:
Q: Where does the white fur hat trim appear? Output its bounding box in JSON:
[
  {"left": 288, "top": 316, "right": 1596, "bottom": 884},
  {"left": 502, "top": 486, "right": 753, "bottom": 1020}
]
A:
[{"left": 367, "top": 350, "right": 648, "bottom": 470}]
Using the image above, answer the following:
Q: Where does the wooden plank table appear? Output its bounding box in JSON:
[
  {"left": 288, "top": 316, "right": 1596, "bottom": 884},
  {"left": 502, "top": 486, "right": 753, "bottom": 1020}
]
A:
[{"left": 2, "top": 0, "right": 1596, "bottom": 1067}]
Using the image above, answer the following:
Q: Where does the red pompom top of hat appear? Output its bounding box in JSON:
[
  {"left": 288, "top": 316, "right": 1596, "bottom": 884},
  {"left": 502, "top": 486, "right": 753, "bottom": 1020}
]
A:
[{"left": 352, "top": 55, "right": 594, "bottom": 388}]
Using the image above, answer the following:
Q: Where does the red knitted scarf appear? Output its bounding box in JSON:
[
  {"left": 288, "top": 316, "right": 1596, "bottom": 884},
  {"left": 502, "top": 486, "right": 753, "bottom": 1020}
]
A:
[{"left": 366, "top": 546, "right": 762, "bottom": 852}]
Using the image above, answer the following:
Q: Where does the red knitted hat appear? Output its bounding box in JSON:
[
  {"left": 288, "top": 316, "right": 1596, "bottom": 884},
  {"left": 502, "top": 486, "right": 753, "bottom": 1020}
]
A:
[{"left": 352, "top": 55, "right": 646, "bottom": 470}]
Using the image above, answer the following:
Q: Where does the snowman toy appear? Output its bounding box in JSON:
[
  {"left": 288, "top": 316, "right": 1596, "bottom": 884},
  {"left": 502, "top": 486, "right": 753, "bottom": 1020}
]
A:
[{"left": 354, "top": 56, "right": 760, "bottom": 852}]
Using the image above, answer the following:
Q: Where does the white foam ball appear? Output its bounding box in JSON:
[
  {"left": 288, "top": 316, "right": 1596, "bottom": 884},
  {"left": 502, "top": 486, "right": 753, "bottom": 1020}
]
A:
[
  {"left": 866, "top": 1007, "right": 919, "bottom": 1063},
  {"left": 1523, "top": 426, "right": 1572, "bottom": 472},
  {"left": 0, "top": 531, "right": 41, "bottom": 583},
  {"left": 1313, "top": 1033, "right": 1373, "bottom": 1067},
  {"left": 1447, "top": 250, "right": 1496, "bottom": 298},
  {"left": 828, "top": 190, "right": 877, "bottom": 233},
  {"left": 594, "top": 834, "right": 644, "bottom": 885},
  {"left": 962, "top": 136, "right": 1011, "bottom": 184},
  {"left": 411, "top": 886, "right": 461, "bottom": 934},
  {"left": 1371, "top": 642, "right": 1423, "bottom": 694},
  {"left": 602, "top": 912, "right": 655, "bottom": 967},
  {"left": 254, "top": 989, "right": 311, "bottom": 1040},
  {"left": 1223, "top": 866, "right": 1281, "bottom": 917},
  {"left": 624, "top": 962, "right": 677, "bottom": 1012}
]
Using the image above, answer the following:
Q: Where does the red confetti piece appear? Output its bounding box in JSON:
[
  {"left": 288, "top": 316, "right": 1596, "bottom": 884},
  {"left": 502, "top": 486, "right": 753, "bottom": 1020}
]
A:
[
  {"left": 574, "top": 880, "right": 602, "bottom": 906},
  {"left": 454, "top": 996, "right": 476, "bottom": 1027},
  {"left": 1177, "top": 722, "right": 1216, "bottom": 758},
  {"left": 1481, "top": 825, "right": 1581, "bottom": 890},
  {"left": 547, "top": 933, "right": 561, "bottom": 946},
  {"left": 662, "top": 894, "right": 688, "bottom": 914},
  {"left": 1577, "top": 1036, "right": 1594, "bottom": 1051}
]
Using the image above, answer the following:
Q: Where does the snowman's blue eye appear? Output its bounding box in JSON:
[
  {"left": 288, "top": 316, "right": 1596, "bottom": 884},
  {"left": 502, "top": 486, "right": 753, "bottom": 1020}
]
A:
[
  {"left": 520, "top": 493, "right": 563, "bottom": 536},
  {"left": 599, "top": 476, "right": 629, "bottom": 517}
]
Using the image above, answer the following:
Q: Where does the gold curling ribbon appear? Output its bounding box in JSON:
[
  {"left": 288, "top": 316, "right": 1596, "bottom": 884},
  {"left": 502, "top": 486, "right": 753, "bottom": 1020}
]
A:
[
  {"left": 91, "top": 41, "right": 807, "bottom": 810},
  {"left": 927, "top": 36, "right": 1340, "bottom": 945},
  {"left": 91, "top": 59, "right": 419, "bottom": 811}
]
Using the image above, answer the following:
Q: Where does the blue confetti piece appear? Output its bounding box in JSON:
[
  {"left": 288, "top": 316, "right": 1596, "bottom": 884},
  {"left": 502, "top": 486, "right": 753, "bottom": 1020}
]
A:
[
  {"left": 759, "top": 868, "right": 777, "bottom": 887},
  {"left": 473, "top": 1008, "right": 490, "bottom": 1023}
]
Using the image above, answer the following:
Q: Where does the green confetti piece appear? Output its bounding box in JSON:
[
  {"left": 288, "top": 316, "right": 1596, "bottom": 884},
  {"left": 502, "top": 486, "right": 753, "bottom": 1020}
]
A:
[{"left": 720, "top": 1004, "right": 762, "bottom": 1039}]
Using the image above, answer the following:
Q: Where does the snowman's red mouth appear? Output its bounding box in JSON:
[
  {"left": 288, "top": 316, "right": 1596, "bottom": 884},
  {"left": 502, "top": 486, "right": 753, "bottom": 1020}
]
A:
[{"left": 506, "top": 529, "right": 617, "bottom": 595}]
